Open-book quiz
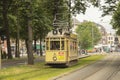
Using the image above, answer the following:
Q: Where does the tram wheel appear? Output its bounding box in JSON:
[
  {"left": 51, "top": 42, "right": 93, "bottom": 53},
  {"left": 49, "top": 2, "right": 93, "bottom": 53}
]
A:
[{"left": 66, "top": 59, "right": 78, "bottom": 67}]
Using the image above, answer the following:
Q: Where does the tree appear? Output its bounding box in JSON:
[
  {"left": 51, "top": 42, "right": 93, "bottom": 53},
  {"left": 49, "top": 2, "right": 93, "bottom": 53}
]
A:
[
  {"left": 42, "top": 0, "right": 100, "bottom": 29},
  {"left": 9, "top": 0, "right": 22, "bottom": 58},
  {"left": 21, "top": 0, "right": 34, "bottom": 65},
  {"left": 101, "top": 0, "right": 119, "bottom": 16},
  {"left": 32, "top": 0, "right": 52, "bottom": 56},
  {"left": 76, "top": 21, "right": 101, "bottom": 49},
  {"left": 17, "top": 0, "right": 52, "bottom": 64},
  {"left": 0, "top": 0, "right": 22, "bottom": 59},
  {"left": 0, "top": 0, "right": 13, "bottom": 59},
  {"left": 0, "top": 0, "right": 102, "bottom": 63},
  {"left": 111, "top": 2, "right": 120, "bottom": 35},
  {"left": 9, "top": 14, "right": 20, "bottom": 58},
  {"left": 101, "top": 1, "right": 120, "bottom": 35}
]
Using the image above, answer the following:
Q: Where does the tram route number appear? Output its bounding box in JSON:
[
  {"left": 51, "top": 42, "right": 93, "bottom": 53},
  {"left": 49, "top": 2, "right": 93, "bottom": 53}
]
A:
[{"left": 53, "top": 29, "right": 62, "bottom": 35}]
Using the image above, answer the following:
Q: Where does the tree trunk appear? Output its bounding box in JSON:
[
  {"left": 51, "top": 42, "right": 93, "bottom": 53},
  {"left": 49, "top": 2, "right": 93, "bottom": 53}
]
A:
[
  {"left": 27, "top": 19, "right": 34, "bottom": 64},
  {"left": 40, "top": 38, "right": 43, "bottom": 56},
  {"left": 15, "top": 37, "right": 17, "bottom": 57},
  {"left": 15, "top": 33, "right": 20, "bottom": 58},
  {"left": 25, "top": 39, "right": 28, "bottom": 54},
  {"left": 34, "top": 37, "right": 37, "bottom": 53},
  {"left": 15, "top": 19, "right": 20, "bottom": 58},
  {"left": 23, "top": 0, "right": 34, "bottom": 65},
  {"left": 2, "top": 0, "right": 12, "bottom": 59}
]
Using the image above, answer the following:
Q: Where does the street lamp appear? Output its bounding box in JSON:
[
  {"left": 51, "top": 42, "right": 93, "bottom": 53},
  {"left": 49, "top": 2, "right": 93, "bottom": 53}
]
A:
[{"left": 92, "top": 26, "right": 94, "bottom": 48}]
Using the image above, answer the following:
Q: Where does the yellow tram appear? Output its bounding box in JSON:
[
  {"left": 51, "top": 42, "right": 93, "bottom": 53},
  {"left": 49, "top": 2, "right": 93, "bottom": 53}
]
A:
[{"left": 45, "top": 28, "right": 78, "bottom": 66}]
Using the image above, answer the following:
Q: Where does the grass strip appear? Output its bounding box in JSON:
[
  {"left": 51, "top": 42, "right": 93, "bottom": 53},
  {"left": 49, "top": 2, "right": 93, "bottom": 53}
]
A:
[{"left": 0, "top": 55, "right": 105, "bottom": 80}]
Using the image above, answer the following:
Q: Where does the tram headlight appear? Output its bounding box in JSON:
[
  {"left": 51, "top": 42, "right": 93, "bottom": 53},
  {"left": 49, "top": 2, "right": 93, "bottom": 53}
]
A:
[{"left": 53, "top": 56, "right": 57, "bottom": 61}]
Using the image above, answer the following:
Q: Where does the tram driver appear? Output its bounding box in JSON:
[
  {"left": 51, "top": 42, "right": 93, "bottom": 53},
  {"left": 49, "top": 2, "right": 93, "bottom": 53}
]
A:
[{"left": 51, "top": 41, "right": 60, "bottom": 50}]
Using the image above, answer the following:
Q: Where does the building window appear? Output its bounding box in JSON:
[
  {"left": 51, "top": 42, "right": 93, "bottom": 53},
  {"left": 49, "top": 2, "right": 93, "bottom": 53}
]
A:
[
  {"left": 111, "top": 37, "right": 113, "bottom": 40},
  {"left": 109, "top": 37, "right": 111, "bottom": 40}
]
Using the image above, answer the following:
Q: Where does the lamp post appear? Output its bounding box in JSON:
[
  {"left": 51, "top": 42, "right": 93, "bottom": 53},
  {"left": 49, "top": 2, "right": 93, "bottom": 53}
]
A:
[{"left": 92, "top": 26, "right": 94, "bottom": 48}]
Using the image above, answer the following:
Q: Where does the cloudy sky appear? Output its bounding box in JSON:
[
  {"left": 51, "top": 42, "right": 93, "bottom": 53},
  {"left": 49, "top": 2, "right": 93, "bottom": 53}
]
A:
[{"left": 75, "top": 6, "right": 115, "bottom": 34}]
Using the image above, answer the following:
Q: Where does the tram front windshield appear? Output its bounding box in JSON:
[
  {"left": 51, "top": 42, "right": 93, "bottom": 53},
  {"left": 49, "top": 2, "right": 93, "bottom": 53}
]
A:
[
  {"left": 50, "top": 41, "right": 60, "bottom": 50},
  {"left": 50, "top": 39, "right": 64, "bottom": 50}
]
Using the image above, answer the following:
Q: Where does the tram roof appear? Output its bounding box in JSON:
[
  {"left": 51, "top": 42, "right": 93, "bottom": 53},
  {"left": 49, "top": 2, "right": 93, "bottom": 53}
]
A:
[
  {"left": 46, "top": 32, "right": 77, "bottom": 39},
  {"left": 46, "top": 35, "right": 66, "bottom": 38}
]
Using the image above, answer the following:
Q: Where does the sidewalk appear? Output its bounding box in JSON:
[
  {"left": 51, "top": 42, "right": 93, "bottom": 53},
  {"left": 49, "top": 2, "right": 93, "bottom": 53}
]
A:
[
  {"left": 78, "top": 54, "right": 90, "bottom": 59},
  {"left": 1, "top": 56, "right": 45, "bottom": 68}
]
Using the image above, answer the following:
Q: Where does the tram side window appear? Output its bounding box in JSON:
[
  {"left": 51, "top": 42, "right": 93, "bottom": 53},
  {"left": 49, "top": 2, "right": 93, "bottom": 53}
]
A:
[
  {"left": 70, "top": 42, "right": 73, "bottom": 50},
  {"left": 46, "top": 41, "right": 49, "bottom": 50},
  {"left": 50, "top": 41, "right": 60, "bottom": 50},
  {"left": 61, "top": 41, "right": 64, "bottom": 50},
  {"left": 73, "top": 42, "right": 75, "bottom": 51}
]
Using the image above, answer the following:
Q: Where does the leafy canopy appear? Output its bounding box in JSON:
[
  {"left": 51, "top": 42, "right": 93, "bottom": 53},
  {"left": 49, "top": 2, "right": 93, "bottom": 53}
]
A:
[
  {"left": 76, "top": 21, "right": 101, "bottom": 49},
  {"left": 111, "top": 2, "right": 120, "bottom": 35}
]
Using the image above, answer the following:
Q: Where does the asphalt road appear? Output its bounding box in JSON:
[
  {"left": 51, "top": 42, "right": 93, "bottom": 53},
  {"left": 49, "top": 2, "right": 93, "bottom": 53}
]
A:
[{"left": 54, "top": 52, "right": 120, "bottom": 80}]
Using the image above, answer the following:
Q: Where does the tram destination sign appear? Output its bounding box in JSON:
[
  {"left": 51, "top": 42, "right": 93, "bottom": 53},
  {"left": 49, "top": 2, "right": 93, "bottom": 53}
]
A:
[
  {"left": 47, "top": 28, "right": 71, "bottom": 37},
  {"left": 53, "top": 28, "right": 62, "bottom": 35}
]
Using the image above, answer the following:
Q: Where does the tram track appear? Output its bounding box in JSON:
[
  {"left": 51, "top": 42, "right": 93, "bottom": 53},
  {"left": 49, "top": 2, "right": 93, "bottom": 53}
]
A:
[
  {"left": 107, "top": 57, "right": 120, "bottom": 80},
  {"left": 82, "top": 60, "right": 111, "bottom": 80},
  {"left": 83, "top": 53, "right": 120, "bottom": 80},
  {"left": 55, "top": 53, "right": 120, "bottom": 80},
  {"left": 81, "top": 55, "right": 113, "bottom": 80},
  {"left": 54, "top": 54, "right": 110, "bottom": 80}
]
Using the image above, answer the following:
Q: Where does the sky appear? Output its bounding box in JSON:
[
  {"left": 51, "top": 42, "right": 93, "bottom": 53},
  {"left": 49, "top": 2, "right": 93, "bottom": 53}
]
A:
[{"left": 75, "top": 6, "right": 115, "bottom": 34}]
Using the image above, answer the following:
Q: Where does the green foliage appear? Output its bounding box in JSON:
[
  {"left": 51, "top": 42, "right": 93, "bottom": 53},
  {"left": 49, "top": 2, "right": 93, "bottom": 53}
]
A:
[
  {"left": 32, "top": 0, "right": 52, "bottom": 39},
  {"left": 71, "top": 0, "right": 100, "bottom": 14},
  {"left": 101, "top": 0, "right": 119, "bottom": 16},
  {"left": 7, "top": 0, "right": 52, "bottom": 40},
  {"left": 0, "top": 0, "right": 102, "bottom": 60},
  {"left": 101, "top": 1, "right": 120, "bottom": 35},
  {"left": 76, "top": 21, "right": 101, "bottom": 49},
  {"left": 0, "top": 0, "right": 102, "bottom": 39},
  {"left": 111, "top": 2, "right": 120, "bottom": 35},
  {"left": 0, "top": 4, "right": 2, "bottom": 29},
  {"left": 42, "top": 0, "right": 100, "bottom": 28},
  {"left": 42, "top": 0, "right": 69, "bottom": 29}
]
